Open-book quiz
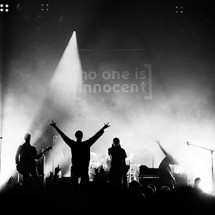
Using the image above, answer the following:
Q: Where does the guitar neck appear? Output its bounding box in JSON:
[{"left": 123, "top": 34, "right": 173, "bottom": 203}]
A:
[{"left": 37, "top": 147, "right": 51, "bottom": 159}]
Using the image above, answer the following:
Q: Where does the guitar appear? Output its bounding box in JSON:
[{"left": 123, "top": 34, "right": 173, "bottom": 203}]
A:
[
  {"left": 16, "top": 146, "right": 52, "bottom": 174},
  {"left": 37, "top": 146, "right": 52, "bottom": 159}
]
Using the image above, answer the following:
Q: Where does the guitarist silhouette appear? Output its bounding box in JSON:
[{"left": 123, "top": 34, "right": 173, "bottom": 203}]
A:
[{"left": 15, "top": 133, "right": 52, "bottom": 189}]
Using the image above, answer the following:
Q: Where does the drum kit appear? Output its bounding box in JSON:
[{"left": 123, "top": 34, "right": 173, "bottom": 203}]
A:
[
  {"left": 89, "top": 151, "right": 140, "bottom": 182},
  {"left": 89, "top": 152, "right": 111, "bottom": 181}
]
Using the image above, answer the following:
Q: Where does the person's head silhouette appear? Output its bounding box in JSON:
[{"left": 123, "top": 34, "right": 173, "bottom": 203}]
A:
[
  {"left": 24, "top": 133, "right": 31, "bottom": 143},
  {"left": 113, "top": 137, "right": 120, "bottom": 147},
  {"left": 75, "top": 130, "right": 83, "bottom": 141},
  {"left": 194, "top": 177, "right": 201, "bottom": 189}
]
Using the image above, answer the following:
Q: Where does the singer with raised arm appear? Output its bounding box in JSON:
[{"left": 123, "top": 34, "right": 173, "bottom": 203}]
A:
[
  {"left": 50, "top": 120, "right": 111, "bottom": 188},
  {"left": 156, "top": 140, "right": 179, "bottom": 190}
]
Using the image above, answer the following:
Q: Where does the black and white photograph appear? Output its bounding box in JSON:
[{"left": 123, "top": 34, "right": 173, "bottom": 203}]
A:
[{"left": 1, "top": 0, "right": 215, "bottom": 214}]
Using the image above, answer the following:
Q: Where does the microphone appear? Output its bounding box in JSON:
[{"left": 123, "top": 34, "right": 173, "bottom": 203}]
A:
[{"left": 187, "top": 141, "right": 190, "bottom": 146}]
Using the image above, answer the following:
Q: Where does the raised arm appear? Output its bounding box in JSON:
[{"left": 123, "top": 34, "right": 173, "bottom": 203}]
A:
[
  {"left": 88, "top": 122, "right": 111, "bottom": 146},
  {"left": 156, "top": 140, "right": 170, "bottom": 157},
  {"left": 100, "top": 122, "right": 111, "bottom": 131},
  {"left": 50, "top": 121, "right": 72, "bottom": 146}
]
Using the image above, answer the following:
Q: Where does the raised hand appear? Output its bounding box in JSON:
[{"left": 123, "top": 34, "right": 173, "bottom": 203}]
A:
[
  {"left": 155, "top": 140, "right": 160, "bottom": 145},
  {"left": 103, "top": 122, "right": 111, "bottom": 129},
  {"left": 50, "top": 120, "right": 57, "bottom": 127},
  {"left": 54, "top": 165, "right": 62, "bottom": 175}
]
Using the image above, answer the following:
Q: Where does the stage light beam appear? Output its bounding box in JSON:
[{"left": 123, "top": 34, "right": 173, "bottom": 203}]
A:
[{"left": 0, "top": 31, "right": 83, "bottom": 189}]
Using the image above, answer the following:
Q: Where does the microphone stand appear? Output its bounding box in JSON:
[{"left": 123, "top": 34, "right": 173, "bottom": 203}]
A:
[{"left": 187, "top": 141, "right": 215, "bottom": 194}]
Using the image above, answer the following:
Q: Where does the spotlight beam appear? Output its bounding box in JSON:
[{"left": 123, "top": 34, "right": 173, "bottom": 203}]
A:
[{"left": 0, "top": 31, "right": 83, "bottom": 187}]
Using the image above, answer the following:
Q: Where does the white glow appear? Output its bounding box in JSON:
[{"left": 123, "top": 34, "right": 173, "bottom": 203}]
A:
[
  {"left": 40, "top": 31, "right": 83, "bottom": 177},
  {"left": 1, "top": 30, "right": 215, "bottom": 196},
  {"left": 198, "top": 179, "right": 214, "bottom": 195},
  {"left": 0, "top": 31, "right": 82, "bottom": 189},
  {"left": 49, "top": 31, "right": 82, "bottom": 102},
  {"left": 0, "top": 93, "right": 41, "bottom": 187}
]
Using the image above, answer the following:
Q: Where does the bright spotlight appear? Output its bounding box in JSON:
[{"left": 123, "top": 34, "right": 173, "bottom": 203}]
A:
[
  {"left": 198, "top": 179, "right": 214, "bottom": 195},
  {"left": 40, "top": 2, "right": 49, "bottom": 12},
  {"left": 17, "top": 31, "right": 84, "bottom": 179},
  {"left": 0, "top": 3, "right": 9, "bottom": 12},
  {"left": 49, "top": 31, "right": 83, "bottom": 102}
]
